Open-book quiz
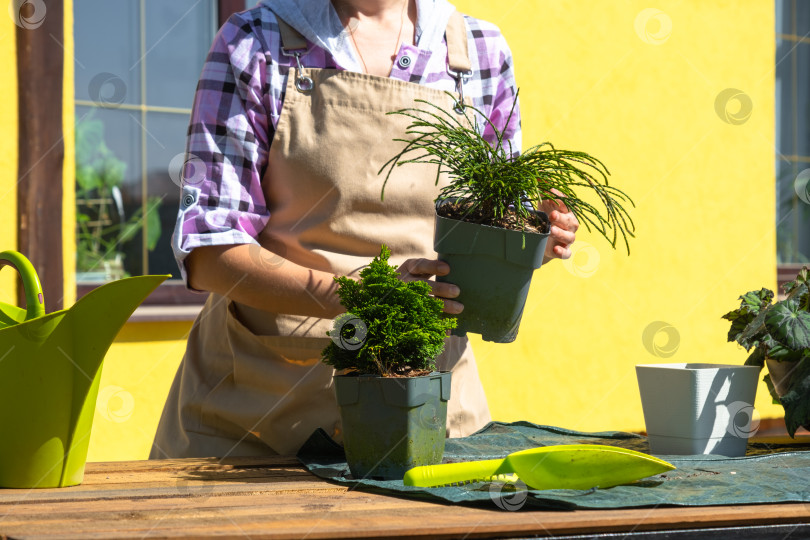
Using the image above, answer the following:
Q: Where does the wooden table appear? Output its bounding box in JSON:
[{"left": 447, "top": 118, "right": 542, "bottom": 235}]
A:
[{"left": 2, "top": 453, "right": 810, "bottom": 539}]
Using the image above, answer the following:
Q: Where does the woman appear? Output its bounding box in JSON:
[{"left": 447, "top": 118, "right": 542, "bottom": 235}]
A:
[{"left": 151, "top": 0, "right": 578, "bottom": 459}]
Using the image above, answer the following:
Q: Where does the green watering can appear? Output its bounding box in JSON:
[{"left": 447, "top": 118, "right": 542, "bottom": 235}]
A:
[{"left": 0, "top": 250, "right": 167, "bottom": 488}]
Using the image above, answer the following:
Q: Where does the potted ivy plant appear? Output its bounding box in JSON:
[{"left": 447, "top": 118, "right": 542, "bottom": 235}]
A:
[
  {"left": 722, "top": 266, "right": 810, "bottom": 436},
  {"left": 380, "top": 94, "right": 636, "bottom": 343},
  {"left": 321, "top": 245, "right": 457, "bottom": 480}
]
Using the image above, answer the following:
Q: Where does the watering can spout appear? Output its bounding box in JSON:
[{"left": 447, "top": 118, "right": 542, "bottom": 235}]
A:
[{"left": 0, "top": 250, "right": 168, "bottom": 488}]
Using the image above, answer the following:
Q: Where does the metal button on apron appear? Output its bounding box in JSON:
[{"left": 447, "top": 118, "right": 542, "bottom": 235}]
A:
[{"left": 397, "top": 55, "right": 412, "bottom": 69}]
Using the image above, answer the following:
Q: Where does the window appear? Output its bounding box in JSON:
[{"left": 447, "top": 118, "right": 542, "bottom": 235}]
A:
[
  {"left": 73, "top": 1, "right": 253, "bottom": 311},
  {"left": 74, "top": 0, "right": 218, "bottom": 288},
  {"left": 776, "top": 0, "right": 810, "bottom": 271}
]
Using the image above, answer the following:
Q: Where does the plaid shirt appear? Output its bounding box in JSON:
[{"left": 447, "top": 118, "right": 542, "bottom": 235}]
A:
[{"left": 172, "top": 4, "right": 521, "bottom": 284}]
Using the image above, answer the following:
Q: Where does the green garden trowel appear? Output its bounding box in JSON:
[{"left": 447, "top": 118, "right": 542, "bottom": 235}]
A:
[
  {"left": 0, "top": 250, "right": 168, "bottom": 488},
  {"left": 403, "top": 444, "right": 675, "bottom": 490}
]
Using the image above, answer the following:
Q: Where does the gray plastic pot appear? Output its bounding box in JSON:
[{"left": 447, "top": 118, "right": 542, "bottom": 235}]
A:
[
  {"left": 333, "top": 371, "right": 451, "bottom": 480},
  {"left": 636, "top": 363, "right": 760, "bottom": 457},
  {"left": 434, "top": 209, "right": 550, "bottom": 343}
]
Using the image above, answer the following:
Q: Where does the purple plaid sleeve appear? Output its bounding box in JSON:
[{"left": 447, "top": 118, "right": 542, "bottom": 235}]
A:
[
  {"left": 171, "top": 13, "right": 274, "bottom": 285},
  {"left": 172, "top": 7, "right": 521, "bottom": 286},
  {"left": 463, "top": 16, "right": 521, "bottom": 153}
]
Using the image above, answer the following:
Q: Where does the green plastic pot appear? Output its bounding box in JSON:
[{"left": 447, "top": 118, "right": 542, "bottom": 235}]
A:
[
  {"left": 0, "top": 250, "right": 167, "bottom": 488},
  {"left": 334, "top": 371, "right": 451, "bottom": 480},
  {"left": 434, "top": 210, "right": 550, "bottom": 343}
]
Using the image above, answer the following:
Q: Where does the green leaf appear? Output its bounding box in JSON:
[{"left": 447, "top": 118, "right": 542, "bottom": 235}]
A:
[
  {"left": 763, "top": 373, "right": 780, "bottom": 404},
  {"left": 145, "top": 197, "right": 163, "bottom": 251},
  {"left": 777, "top": 357, "right": 810, "bottom": 437},
  {"left": 322, "top": 245, "right": 456, "bottom": 376},
  {"left": 783, "top": 266, "right": 809, "bottom": 297},
  {"left": 764, "top": 339, "right": 804, "bottom": 362},
  {"left": 736, "top": 306, "right": 772, "bottom": 350},
  {"left": 765, "top": 300, "right": 810, "bottom": 350},
  {"left": 741, "top": 288, "right": 774, "bottom": 311},
  {"left": 722, "top": 288, "right": 774, "bottom": 343},
  {"left": 744, "top": 347, "right": 766, "bottom": 367}
]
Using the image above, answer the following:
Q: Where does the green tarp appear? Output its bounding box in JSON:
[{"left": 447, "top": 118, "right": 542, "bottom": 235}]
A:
[{"left": 297, "top": 421, "right": 810, "bottom": 510}]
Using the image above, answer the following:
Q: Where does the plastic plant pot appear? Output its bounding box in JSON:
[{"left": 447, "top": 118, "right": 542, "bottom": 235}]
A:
[
  {"left": 636, "top": 363, "right": 760, "bottom": 457},
  {"left": 434, "top": 210, "right": 549, "bottom": 343},
  {"left": 333, "top": 371, "right": 451, "bottom": 480}
]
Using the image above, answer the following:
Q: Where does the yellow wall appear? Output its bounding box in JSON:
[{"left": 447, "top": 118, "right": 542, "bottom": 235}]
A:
[
  {"left": 456, "top": 0, "right": 778, "bottom": 430},
  {"left": 86, "top": 322, "right": 192, "bottom": 461},
  {"left": 78, "top": 0, "right": 777, "bottom": 460},
  {"left": 1, "top": 8, "right": 18, "bottom": 303}
]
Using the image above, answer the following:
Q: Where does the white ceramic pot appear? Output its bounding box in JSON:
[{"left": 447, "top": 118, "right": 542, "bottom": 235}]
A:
[{"left": 636, "top": 363, "right": 760, "bottom": 457}]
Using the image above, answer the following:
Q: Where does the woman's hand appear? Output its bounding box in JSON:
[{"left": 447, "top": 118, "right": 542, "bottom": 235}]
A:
[
  {"left": 397, "top": 258, "right": 463, "bottom": 314},
  {"left": 538, "top": 189, "right": 579, "bottom": 264}
]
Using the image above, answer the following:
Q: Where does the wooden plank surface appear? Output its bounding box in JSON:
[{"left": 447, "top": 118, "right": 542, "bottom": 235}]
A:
[{"left": 1, "top": 456, "right": 809, "bottom": 539}]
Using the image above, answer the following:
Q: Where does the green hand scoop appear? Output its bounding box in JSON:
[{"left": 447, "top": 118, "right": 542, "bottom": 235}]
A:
[
  {"left": 404, "top": 444, "right": 675, "bottom": 490},
  {"left": 0, "top": 251, "right": 167, "bottom": 488}
]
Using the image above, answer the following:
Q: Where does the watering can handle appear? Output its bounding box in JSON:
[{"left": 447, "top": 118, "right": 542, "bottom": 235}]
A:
[{"left": 0, "top": 251, "right": 45, "bottom": 321}]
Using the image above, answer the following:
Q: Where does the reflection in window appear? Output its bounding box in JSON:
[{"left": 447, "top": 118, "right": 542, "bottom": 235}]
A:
[
  {"left": 776, "top": 0, "right": 810, "bottom": 264},
  {"left": 73, "top": 0, "right": 216, "bottom": 282}
]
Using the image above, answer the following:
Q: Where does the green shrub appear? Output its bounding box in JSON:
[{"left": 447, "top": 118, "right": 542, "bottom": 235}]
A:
[
  {"left": 321, "top": 245, "right": 457, "bottom": 376},
  {"left": 379, "top": 92, "right": 635, "bottom": 252}
]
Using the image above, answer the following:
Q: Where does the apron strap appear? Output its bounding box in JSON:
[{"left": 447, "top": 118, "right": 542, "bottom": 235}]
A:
[
  {"left": 276, "top": 15, "right": 315, "bottom": 93},
  {"left": 445, "top": 11, "right": 472, "bottom": 112},
  {"left": 276, "top": 16, "right": 308, "bottom": 52},
  {"left": 274, "top": 10, "right": 472, "bottom": 101},
  {"left": 445, "top": 11, "right": 472, "bottom": 74}
]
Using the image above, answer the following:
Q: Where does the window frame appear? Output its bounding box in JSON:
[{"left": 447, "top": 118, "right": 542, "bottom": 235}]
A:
[{"left": 16, "top": 0, "right": 65, "bottom": 313}]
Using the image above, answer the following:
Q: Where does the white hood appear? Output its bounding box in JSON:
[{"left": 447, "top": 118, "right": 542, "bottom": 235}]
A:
[{"left": 260, "top": 0, "right": 457, "bottom": 72}]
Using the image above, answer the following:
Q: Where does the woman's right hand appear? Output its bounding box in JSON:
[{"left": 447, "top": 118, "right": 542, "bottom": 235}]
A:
[{"left": 396, "top": 258, "right": 463, "bottom": 314}]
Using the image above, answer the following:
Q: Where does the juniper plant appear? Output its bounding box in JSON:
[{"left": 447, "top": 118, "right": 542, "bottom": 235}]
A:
[
  {"left": 322, "top": 245, "right": 457, "bottom": 377},
  {"left": 379, "top": 93, "right": 636, "bottom": 253}
]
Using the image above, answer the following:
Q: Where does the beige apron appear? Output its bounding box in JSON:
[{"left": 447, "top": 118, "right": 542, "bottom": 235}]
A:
[{"left": 151, "top": 11, "right": 491, "bottom": 459}]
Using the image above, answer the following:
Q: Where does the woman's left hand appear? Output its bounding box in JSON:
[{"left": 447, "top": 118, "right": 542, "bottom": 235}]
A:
[{"left": 538, "top": 189, "right": 579, "bottom": 263}]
